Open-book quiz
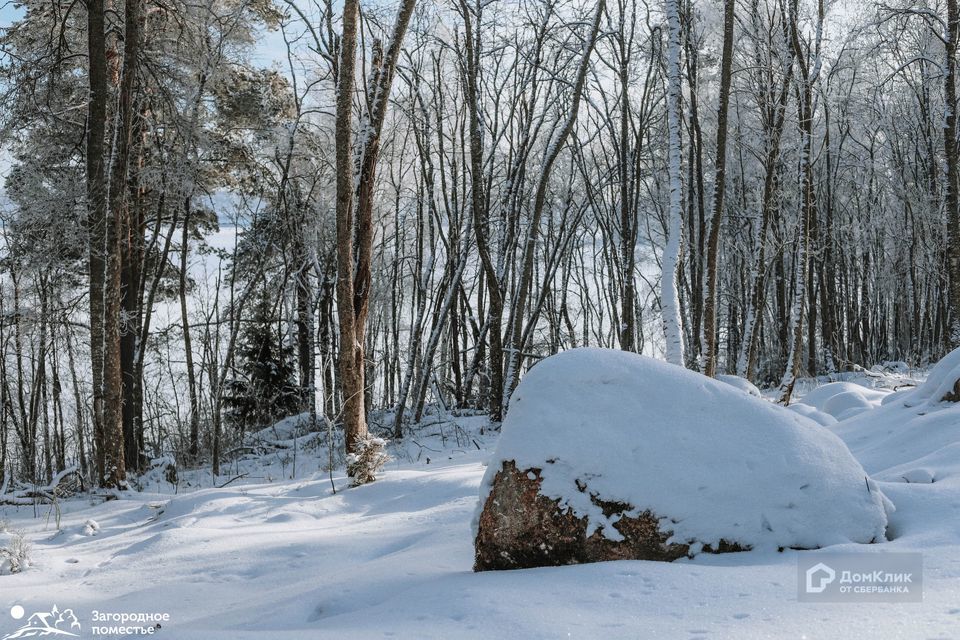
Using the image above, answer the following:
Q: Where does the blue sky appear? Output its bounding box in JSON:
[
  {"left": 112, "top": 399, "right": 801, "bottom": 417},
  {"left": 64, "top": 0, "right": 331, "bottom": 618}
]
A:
[
  {"left": 0, "top": 2, "right": 22, "bottom": 205},
  {"left": 0, "top": 1, "right": 23, "bottom": 29}
]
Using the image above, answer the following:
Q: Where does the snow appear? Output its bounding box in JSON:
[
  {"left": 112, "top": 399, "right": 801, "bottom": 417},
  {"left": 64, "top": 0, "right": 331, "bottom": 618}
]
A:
[
  {"left": 81, "top": 520, "right": 100, "bottom": 537},
  {"left": 785, "top": 401, "right": 838, "bottom": 426},
  {"left": 795, "top": 381, "right": 888, "bottom": 421},
  {"left": 5, "top": 352, "right": 960, "bottom": 638},
  {"left": 479, "top": 348, "right": 888, "bottom": 551},
  {"left": 898, "top": 347, "right": 960, "bottom": 408},
  {"left": 716, "top": 374, "right": 762, "bottom": 397},
  {"left": 250, "top": 413, "right": 314, "bottom": 442},
  {"left": 831, "top": 349, "right": 960, "bottom": 483}
]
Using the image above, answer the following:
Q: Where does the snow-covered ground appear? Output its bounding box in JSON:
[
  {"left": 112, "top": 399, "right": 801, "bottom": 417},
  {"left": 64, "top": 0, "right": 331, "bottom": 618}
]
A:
[{"left": 3, "top": 360, "right": 960, "bottom": 639}]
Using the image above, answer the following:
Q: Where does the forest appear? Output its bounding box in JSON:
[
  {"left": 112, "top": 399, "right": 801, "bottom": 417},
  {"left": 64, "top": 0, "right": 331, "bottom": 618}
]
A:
[{"left": 0, "top": 0, "right": 957, "bottom": 490}]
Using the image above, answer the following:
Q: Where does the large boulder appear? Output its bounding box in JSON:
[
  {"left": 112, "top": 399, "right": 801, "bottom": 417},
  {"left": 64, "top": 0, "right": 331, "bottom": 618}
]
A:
[{"left": 474, "top": 348, "right": 891, "bottom": 571}]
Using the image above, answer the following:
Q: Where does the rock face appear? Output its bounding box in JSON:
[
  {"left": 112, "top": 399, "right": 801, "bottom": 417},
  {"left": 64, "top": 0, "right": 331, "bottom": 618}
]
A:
[
  {"left": 473, "top": 348, "right": 890, "bottom": 571},
  {"left": 475, "top": 462, "right": 703, "bottom": 571}
]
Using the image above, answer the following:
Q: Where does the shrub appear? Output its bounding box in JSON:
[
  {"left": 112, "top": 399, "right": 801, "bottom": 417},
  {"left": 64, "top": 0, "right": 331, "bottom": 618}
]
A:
[
  {"left": 347, "top": 437, "right": 389, "bottom": 486},
  {"left": 0, "top": 530, "right": 31, "bottom": 574}
]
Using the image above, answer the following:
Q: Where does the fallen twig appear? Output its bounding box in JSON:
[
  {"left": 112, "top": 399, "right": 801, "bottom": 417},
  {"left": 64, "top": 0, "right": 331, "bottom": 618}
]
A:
[{"left": 217, "top": 473, "right": 249, "bottom": 489}]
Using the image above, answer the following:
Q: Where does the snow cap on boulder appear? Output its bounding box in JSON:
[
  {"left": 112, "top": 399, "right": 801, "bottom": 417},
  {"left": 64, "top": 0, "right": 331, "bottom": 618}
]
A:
[{"left": 475, "top": 348, "right": 890, "bottom": 570}]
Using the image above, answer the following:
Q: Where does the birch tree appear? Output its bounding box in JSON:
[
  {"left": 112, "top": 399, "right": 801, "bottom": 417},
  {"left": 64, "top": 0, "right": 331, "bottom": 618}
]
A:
[{"left": 662, "top": 0, "right": 686, "bottom": 366}]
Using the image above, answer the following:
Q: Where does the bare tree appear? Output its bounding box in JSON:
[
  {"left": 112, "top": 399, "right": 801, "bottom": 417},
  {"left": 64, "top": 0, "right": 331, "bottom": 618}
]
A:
[
  {"left": 702, "top": 0, "right": 735, "bottom": 377},
  {"left": 335, "top": 0, "right": 417, "bottom": 470},
  {"left": 778, "top": 0, "right": 821, "bottom": 404}
]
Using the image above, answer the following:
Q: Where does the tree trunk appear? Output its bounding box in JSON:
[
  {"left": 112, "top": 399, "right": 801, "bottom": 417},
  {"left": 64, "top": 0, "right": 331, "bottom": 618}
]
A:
[
  {"left": 121, "top": 125, "right": 145, "bottom": 472},
  {"left": 336, "top": 0, "right": 417, "bottom": 464},
  {"left": 102, "top": 0, "right": 144, "bottom": 487},
  {"left": 618, "top": 17, "right": 637, "bottom": 353},
  {"left": 180, "top": 198, "right": 200, "bottom": 459},
  {"left": 946, "top": 0, "right": 960, "bottom": 347},
  {"left": 85, "top": 0, "right": 108, "bottom": 485},
  {"left": 334, "top": 0, "right": 364, "bottom": 458},
  {"left": 663, "top": 0, "right": 686, "bottom": 366},
  {"left": 702, "top": 0, "right": 735, "bottom": 377},
  {"left": 458, "top": 0, "right": 503, "bottom": 421},
  {"left": 778, "top": 0, "right": 820, "bottom": 405}
]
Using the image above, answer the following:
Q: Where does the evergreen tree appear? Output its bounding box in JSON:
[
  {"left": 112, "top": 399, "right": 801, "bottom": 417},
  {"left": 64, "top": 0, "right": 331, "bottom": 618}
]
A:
[{"left": 224, "top": 297, "right": 299, "bottom": 436}]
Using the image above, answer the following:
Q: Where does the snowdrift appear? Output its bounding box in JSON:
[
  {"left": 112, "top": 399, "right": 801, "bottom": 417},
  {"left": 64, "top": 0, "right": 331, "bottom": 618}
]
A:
[
  {"left": 833, "top": 347, "right": 960, "bottom": 482},
  {"left": 475, "top": 349, "right": 889, "bottom": 570},
  {"left": 716, "top": 374, "right": 762, "bottom": 397},
  {"left": 795, "top": 381, "right": 888, "bottom": 421}
]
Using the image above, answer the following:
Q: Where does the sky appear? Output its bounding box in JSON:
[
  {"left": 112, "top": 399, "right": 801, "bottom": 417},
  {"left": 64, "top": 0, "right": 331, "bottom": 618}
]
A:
[
  {"left": 0, "top": 1, "right": 22, "bottom": 31},
  {"left": 0, "top": 1, "right": 23, "bottom": 207}
]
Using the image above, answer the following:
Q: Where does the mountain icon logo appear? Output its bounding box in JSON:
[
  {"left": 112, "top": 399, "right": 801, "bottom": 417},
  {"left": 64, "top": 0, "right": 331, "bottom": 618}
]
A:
[{"left": 3, "top": 604, "right": 80, "bottom": 639}]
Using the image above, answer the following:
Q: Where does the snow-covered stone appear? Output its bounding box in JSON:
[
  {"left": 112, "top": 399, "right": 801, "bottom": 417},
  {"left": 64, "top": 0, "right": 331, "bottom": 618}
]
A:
[
  {"left": 796, "top": 381, "right": 887, "bottom": 421},
  {"left": 716, "top": 374, "right": 762, "bottom": 397},
  {"left": 474, "top": 348, "right": 890, "bottom": 570}
]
